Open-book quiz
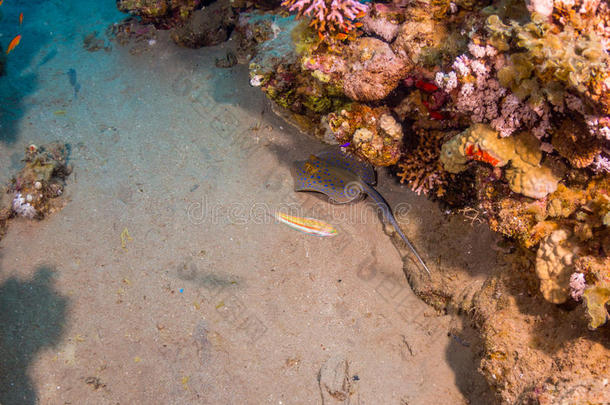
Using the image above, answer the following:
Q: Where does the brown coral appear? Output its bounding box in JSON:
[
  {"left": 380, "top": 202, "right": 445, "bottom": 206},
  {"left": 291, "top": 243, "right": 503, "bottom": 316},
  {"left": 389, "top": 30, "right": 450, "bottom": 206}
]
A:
[
  {"left": 341, "top": 37, "right": 409, "bottom": 101},
  {"left": 552, "top": 117, "right": 603, "bottom": 168},
  {"left": 396, "top": 128, "right": 454, "bottom": 196}
]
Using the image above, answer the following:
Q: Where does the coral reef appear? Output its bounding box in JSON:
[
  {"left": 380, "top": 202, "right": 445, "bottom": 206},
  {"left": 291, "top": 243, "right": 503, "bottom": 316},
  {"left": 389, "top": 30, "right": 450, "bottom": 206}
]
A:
[
  {"left": 360, "top": 3, "right": 403, "bottom": 42},
  {"left": 488, "top": 13, "right": 610, "bottom": 114},
  {"left": 117, "top": 0, "right": 201, "bottom": 29},
  {"left": 583, "top": 283, "right": 610, "bottom": 330},
  {"left": 83, "top": 32, "right": 112, "bottom": 53},
  {"left": 391, "top": 7, "right": 452, "bottom": 69},
  {"left": 9, "top": 142, "right": 71, "bottom": 220},
  {"left": 107, "top": 17, "right": 159, "bottom": 55},
  {"left": 551, "top": 117, "right": 603, "bottom": 168}
]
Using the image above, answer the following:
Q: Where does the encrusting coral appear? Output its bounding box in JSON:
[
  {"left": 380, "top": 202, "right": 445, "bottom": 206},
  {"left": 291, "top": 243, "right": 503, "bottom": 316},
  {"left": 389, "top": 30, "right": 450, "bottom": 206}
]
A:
[
  {"left": 535, "top": 229, "right": 580, "bottom": 304},
  {"left": 487, "top": 12, "right": 610, "bottom": 114},
  {"left": 328, "top": 103, "right": 403, "bottom": 166},
  {"left": 583, "top": 282, "right": 610, "bottom": 329},
  {"left": 440, "top": 123, "right": 561, "bottom": 198}
]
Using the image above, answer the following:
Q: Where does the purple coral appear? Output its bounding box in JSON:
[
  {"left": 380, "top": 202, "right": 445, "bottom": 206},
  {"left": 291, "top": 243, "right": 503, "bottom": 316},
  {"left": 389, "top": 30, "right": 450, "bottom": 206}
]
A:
[
  {"left": 12, "top": 193, "right": 37, "bottom": 219},
  {"left": 282, "top": 0, "right": 369, "bottom": 35},
  {"left": 436, "top": 43, "right": 552, "bottom": 139}
]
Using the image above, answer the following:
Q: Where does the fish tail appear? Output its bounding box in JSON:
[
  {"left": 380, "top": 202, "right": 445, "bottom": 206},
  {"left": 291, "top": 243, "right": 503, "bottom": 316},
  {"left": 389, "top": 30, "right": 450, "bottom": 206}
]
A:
[{"left": 362, "top": 183, "right": 431, "bottom": 275}]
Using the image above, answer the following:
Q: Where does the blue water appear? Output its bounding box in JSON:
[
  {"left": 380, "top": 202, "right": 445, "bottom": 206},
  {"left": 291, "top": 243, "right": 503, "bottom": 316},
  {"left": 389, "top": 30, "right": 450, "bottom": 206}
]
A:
[{"left": 0, "top": 0, "right": 124, "bottom": 144}]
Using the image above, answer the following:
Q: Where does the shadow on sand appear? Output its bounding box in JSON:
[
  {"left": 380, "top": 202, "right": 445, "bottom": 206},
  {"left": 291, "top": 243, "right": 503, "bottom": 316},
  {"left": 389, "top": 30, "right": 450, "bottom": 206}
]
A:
[{"left": 0, "top": 267, "right": 68, "bottom": 405}]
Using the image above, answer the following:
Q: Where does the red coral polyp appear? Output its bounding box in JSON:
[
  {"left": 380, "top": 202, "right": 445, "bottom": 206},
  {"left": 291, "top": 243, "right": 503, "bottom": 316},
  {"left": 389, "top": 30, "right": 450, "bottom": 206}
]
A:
[{"left": 465, "top": 144, "right": 501, "bottom": 167}]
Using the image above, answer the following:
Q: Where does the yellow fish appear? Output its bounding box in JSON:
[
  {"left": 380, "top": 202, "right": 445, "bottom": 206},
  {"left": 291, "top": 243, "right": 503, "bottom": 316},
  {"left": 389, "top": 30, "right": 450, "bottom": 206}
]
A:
[
  {"left": 276, "top": 212, "right": 337, "bottom": 237},
  {"left": 120, "top": 227, "right": 133, "bottom": 250}
]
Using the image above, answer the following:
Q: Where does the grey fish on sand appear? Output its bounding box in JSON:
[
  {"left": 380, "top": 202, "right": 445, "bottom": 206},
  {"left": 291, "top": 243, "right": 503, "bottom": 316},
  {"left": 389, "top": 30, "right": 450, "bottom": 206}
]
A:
[
  {"left": 67, "top": 68, "right": 80, "bottom": 98},
  {"left": 292, "top": 149, "right": 431, "bottom": 275}
]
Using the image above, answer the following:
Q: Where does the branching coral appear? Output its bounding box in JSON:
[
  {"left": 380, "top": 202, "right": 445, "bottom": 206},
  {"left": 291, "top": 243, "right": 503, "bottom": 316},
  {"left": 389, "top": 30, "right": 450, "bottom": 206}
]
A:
[
  {"left": 397, "top": 129, "right": 454, "bottom": 196},
  {"left": 281, "top": 0, "right": 369, "bottom": 37}
]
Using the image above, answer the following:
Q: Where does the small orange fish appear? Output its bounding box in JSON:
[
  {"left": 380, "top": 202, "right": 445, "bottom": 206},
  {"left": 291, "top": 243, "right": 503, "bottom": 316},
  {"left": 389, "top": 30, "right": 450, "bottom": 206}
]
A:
[
  {"left": 336, "top": 33, "right": 348, "bottom": 40},
  {"left": 6, "top": 34, "right": 21, "bottom": 54},
  {"left": 354, "top": 22, "right": 363, "bottom": 28},
  {"left": 19, "top": 12, "right": 23, "bottom": 25},
  {"left": 0, "top": 1, "right": 4, "bottom": 6},
  {"left": 356, "top": 11, "right": 367, "bottom": 19},
  {"left": 317, "top": 30, "right": 324, "bottom": 41}
]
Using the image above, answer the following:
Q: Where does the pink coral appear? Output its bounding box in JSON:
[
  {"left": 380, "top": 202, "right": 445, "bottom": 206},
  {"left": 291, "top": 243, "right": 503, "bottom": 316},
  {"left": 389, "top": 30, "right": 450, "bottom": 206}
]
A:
[
  {"left": 570, "top": 272, "right": 586, "bottom": 301},
  {"left": 591, "top": 152, "right": 610, "bottom": 173},
  {"left": 282, "top": 0, "right": 369, "bottom": 35}
]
